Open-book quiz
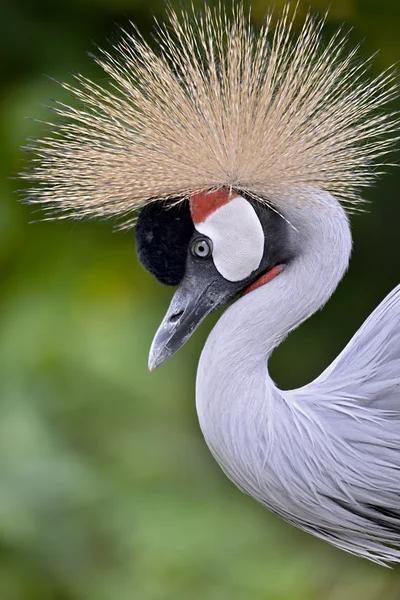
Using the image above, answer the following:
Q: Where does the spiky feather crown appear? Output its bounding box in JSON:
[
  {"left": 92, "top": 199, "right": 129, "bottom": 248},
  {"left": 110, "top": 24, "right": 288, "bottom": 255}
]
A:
[{"left": 24, "top": 4, "right": 398, "bottom": 228}]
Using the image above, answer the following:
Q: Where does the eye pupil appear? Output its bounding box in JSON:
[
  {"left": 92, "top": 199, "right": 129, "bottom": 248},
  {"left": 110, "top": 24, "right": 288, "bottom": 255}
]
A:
[{"left": 192, "top": 238, "right": 212, "bottom": 258}]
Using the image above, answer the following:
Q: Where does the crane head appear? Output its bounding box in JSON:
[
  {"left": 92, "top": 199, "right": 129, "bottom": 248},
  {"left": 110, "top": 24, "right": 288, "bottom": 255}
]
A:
[
  {"left": 21, "top": 5, "right": 398, "bottom": 368},
  {"left": 135, "top": 189, "right": 291, "bottom": 370}
]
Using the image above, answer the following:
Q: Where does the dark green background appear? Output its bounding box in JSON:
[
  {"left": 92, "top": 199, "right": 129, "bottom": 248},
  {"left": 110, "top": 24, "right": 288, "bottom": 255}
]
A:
[{"left": 1, "top": 0, "right": 400, "bottom": 598}]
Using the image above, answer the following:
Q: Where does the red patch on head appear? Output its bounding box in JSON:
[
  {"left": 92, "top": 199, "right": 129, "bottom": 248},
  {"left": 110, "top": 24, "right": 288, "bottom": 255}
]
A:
[{"left": 190, "top": 189, "right": 236, "bottom": 224}]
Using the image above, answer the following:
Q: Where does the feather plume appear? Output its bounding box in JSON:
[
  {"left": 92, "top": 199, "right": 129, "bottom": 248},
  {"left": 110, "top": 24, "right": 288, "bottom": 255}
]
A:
[{"left": 23, "top": 4, "right": 399, "bottom": 228}]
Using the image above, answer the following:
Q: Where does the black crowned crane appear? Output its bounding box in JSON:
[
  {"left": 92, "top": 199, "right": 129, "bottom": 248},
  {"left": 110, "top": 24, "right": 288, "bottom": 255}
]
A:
[{"left": 24, "top": 5, "right": 400, "bottom": 565}]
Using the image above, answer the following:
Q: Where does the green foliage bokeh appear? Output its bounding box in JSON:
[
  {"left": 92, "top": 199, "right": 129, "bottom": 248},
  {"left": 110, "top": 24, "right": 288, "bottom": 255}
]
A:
[{"left": 1, "top": 0, "right": 400, "bottom": 598}]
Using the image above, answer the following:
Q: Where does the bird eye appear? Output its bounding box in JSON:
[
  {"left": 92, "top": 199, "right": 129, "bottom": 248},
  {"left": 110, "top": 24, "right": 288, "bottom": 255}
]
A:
[{"left": 191, "top": 238, "right": 212, "bottom": 259}]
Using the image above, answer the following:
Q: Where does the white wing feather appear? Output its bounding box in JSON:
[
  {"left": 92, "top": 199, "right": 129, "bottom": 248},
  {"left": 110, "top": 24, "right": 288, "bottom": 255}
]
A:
[
  {"left": 310, "top": 284, "right": 400, "bottom": 411},
  {"left": 284, "top": 285, "right": 400, "bottom": 563}
]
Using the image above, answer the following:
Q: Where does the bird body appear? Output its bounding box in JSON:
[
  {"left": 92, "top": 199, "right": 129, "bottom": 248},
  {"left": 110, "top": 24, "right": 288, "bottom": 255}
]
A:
[
  {"left": 25, "top": 5, "right": 400, "bottom": 564},
  {"left": 197, "top": 191, "right": 400, "bottom": 563}
]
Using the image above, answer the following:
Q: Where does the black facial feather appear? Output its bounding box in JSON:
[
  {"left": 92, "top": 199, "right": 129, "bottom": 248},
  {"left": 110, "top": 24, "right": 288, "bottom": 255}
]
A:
[
  {"left": 135, "top": 200, "right": 194, "bottom": 286},
  {"left": 249, "top": 198, "right": 294, "bottom": 270},
  {"left": 136, "top": 194, "right": 293, "bottom": 287}
]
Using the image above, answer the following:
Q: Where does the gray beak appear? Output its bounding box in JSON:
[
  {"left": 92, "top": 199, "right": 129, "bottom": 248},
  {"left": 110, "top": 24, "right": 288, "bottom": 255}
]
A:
[
  {"left": 148, "top": 268, "right": 234, "bottom": 371},
  {"left": 148, "top": 278, "right": 217, "bottom": 371}
]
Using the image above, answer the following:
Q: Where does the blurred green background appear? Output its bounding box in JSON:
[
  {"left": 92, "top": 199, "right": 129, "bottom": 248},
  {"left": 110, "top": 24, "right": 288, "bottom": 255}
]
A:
[{"left": 1, "top": 0, "right": 400, "bottom": 598}]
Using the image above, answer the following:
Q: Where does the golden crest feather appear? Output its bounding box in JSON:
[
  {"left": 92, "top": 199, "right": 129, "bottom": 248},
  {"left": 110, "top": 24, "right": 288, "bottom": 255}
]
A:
[{"left": 24, "top": 4, "right": 399, "bottom": 228}]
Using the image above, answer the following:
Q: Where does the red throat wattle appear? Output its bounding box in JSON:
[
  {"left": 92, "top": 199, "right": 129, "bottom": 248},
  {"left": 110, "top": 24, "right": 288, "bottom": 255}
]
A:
[{"left": 243, "top": 264, "right": 283, "bottom": 295}]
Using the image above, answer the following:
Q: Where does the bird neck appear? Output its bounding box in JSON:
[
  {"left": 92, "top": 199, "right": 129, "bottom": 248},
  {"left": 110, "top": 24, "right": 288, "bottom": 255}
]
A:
[
  {"left": 196, "top": 191, "right": 352, "bottom": 437},
  {"left": 202, "top": 192, "right": 351, "bottom": 369}
]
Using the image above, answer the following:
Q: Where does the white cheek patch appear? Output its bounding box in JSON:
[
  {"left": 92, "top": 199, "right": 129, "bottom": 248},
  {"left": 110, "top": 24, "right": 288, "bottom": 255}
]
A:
[{"left": 195, "top": 196, "right": 264, "bottom": 282}]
